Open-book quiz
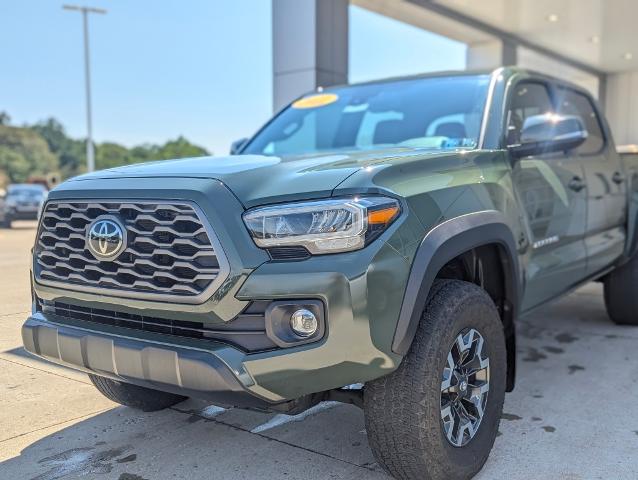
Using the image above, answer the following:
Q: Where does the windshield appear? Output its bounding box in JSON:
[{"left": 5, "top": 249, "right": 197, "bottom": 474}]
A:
[{"left": 243, "top": 75, "right": 491, "bottom": 156}]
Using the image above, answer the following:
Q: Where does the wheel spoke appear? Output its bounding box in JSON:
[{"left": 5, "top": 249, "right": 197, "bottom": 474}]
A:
[
  {"left": 442, "top": 384, "right": 459, "bottom": 395},
  {"left": 459, "top": 399, "right": 477, "bottom": 421},
  {"left": 453, "top": 413, "right": 474, "bottom": 447},
  {"left": 462, "top": 353, "right": 483, "bottom": 372},
  {"left": 467, "top": 366, "right": 490, "bottom": 385},
  {"left": 461, "top": 397, "right": 481, "bottom": 420},
  {"left": 441, "top": 352, "right": 455, "bottom": 392},
  {"left": 441, "top": 405, "right": 456, "bottom": 444},
  {"left": 472, "top": 381, "right": 490, "bottom": 396},
  {"left": 456, "top": 335, "right": 469, "bottom": 362},
  {"left": 451, "top": 404, "right": 464, "bottom": 446}
]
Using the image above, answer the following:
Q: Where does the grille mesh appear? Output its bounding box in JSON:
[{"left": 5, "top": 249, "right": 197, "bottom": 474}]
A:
[{"left": 35, "top": 201, "right": 223, "bottom": 298}]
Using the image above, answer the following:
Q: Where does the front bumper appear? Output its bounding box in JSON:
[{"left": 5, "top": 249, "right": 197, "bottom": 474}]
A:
[
  {"left": 22, "top": 314, "right": 270, "bottom": 408},
  {"left": 24, "top": 244, "right": 406, "bottom": 404}
]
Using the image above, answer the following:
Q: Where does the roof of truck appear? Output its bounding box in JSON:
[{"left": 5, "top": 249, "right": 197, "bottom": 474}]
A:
[{"left": 319, "top": 67, "right": 593, "bottom": 98}]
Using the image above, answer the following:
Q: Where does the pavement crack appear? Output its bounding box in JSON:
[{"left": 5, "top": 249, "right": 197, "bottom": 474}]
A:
[
  {"left": 0, "top": 310, "right": 30, "bottom": 318},
  {"left": 0, "top": 356, "right": 92, "bottom": 386},
  {"left": 0, "top": 408, "right": 112, "bottom": 444}
]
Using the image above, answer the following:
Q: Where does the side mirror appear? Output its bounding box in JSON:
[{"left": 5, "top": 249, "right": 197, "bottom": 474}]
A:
[
  {"left": 509, "top": 114, "right": 588, "bottom": 159},
  {"left": 230, "top": 138, "right": 249, "bottom": 155}
]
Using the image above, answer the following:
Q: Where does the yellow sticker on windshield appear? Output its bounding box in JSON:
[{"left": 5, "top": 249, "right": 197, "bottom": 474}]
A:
[{"left": 292, "top": 93, "right": 338, "bottom": 109}]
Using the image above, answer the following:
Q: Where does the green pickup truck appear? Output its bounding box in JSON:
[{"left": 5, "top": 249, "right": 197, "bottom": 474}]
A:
[{"left": 22, "top": 67, "right": 638, "bottom": 480}]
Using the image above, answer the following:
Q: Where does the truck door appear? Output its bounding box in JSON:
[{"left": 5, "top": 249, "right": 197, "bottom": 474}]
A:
[
  {"left": 554, "top": 86, "right": 627, "bottom": 276},
  {"left": 507, "top": 81, "right": 588, "bottom": 311}
]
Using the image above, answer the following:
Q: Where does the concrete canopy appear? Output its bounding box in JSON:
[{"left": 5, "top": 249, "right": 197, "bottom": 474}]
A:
[{"left": 272, "top": 0, "right": 638, "bottom": 145}]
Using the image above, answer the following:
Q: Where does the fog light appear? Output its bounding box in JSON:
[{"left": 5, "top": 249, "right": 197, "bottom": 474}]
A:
[{"left": 290, "top": 309, "right": 318, "bottom": 337}]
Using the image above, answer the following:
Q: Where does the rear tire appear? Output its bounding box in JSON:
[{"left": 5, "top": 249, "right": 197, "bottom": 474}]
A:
[
  {"left": 364, "top": 280, "right": 506, "bottom": 480},
  {"left": 604, "top": 255, "right": 638, "bottom": 325},
  {"left": 88, "top": 374, "right": 186, "bottom": 412}
]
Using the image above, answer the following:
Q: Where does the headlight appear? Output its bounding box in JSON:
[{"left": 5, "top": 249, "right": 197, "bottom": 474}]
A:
[{"left": 243, "top": 196, "right": 400, "bottom": 255}]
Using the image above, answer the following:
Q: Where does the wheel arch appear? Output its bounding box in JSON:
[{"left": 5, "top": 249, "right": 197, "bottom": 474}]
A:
[{"left": 391, "top": 210, "right": 522, "bottom": 389}]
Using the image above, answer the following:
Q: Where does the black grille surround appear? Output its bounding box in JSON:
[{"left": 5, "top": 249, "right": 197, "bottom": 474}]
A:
[
  {"left": 267, "top": 246, "right": 311, "bottom": 261},
  {"left": 34, "top": 200, "right": 229, "bottom": 303},
  {"left": 38, "top": 298, "right": 277, "bottom": 353}
]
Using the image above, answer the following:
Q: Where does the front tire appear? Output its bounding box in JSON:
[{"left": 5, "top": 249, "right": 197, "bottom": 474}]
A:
[
  {"left": 364, "top": 280, "right": 506, "bottom": 480},
  {"left": 604, "top": 255, "right": 638, "bottom": 325},
  {"left": 88, "top": 374, "right": 186, "bottom": 412}
]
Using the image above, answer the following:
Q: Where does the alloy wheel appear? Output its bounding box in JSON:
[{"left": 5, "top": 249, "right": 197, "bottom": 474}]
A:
[{"left": 440, "top": 328, "right": 490, "bottom": 447}]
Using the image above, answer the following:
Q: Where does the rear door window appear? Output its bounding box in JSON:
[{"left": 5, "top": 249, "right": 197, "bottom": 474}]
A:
[{"left": 556, "top": 88, "right": 605, "bottom": 155}]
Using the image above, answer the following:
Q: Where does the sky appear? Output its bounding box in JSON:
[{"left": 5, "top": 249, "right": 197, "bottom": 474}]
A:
[{"left": 0, "top": 1, "right": 466, "bottom": 156}]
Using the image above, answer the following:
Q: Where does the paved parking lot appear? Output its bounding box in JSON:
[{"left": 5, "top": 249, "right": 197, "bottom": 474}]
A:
[{"left": 1, "top": 223, "right": 637, "bottom": 479}]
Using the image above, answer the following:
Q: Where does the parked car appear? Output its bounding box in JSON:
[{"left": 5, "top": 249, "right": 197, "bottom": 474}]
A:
[
  {"left": 22, "top": 67, "right": 638, "bottom": 480},
  {"left": 1, "top": 183, "right": 48, "bottom": 228},
  {"left": 0, "top": 188, "right": 6, "bottom": 228}
]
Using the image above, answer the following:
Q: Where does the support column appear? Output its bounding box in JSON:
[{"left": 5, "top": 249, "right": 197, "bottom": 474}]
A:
[
  {"left": 272, "top": 0, "right": 348, "bottom": 112},
  {"left": 606, "top": 71, "right": 638, "bottom": 146},
  {"left": 466, "top": 39, "right": 517, "bottom": 70}
]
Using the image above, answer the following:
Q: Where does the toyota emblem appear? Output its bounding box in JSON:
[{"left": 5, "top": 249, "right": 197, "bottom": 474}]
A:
[{"left": 86, "top": 217, "right": 127, "bottom": 261}]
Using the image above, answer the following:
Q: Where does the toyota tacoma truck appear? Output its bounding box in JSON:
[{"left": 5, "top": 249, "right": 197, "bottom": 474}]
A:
[{"left": 22, "top": 67, "right": 638, "bottom": 480}]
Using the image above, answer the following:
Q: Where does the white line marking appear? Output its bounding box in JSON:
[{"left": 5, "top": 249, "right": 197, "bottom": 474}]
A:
[
  {"left": 250, "top": 402, "right": 339, "bottom": 434},
  {"left": 200, "top": 405, "right": 227, "bottom": 419}
]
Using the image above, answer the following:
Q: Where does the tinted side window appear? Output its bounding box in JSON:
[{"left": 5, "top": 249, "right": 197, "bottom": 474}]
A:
[
  {"left": 556, "top": 88, "right": 605, "bottom": 154},
  {"left": 507, "top": 83, "right": 553, "bottom": 146}
]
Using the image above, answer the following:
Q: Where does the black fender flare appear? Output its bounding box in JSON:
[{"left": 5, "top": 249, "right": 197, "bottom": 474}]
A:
[{"left": 392, "top": 210, "right": 522, "bottom": 355}]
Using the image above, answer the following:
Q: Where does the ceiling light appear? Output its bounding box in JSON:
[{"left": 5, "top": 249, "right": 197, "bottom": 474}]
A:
[
  {"left": 624, "top": 52, "right": 634, "bottom": 60},
  {"left": 547, "top": 13, "right": 559, "bottom": 22},
  {"left": 589, "top": 35, "right": 600, "bottom": 44}
]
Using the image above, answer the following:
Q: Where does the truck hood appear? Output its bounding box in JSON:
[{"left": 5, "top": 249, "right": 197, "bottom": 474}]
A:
[{"left": 66, "top": 148, "right": 462, "bottom": 207}]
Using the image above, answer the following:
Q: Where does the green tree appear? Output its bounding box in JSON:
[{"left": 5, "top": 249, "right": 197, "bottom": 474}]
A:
[
  {"left": 1, "top": 113, "right": 210, "bottom": 181},
  {"left": 128, "top": 144, "right": 154, "bottom": 163},
  {"left": 0, "top": 125, "right": 59, "bottom": 183},
  {"left": 0, "top": 148, "right": 30, "bottom": 183},
  {"left": 31, "top": 118, "right": 85, "bottom": 178},
  {"left": 95, "top": 142, "right": 131, "bottom": 170},
  {"left": 155, "top": 136, "right": 209, "bottom": 159}
]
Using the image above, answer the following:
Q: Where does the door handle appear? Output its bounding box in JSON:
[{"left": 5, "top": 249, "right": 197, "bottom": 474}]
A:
[
  {"left": 568, "top": 176, "right": 586, "bottom": 192},
  {"left": 612, "top": 171, "right": 625, "bottom": 184}
]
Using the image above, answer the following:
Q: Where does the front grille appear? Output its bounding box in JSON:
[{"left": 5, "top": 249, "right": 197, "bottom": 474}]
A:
[
  {"left": 38, "top": 299, "right": 277, "bottom": 352},
  {"left": 35, "top": 201, "right": 227, "bottom": 301}
]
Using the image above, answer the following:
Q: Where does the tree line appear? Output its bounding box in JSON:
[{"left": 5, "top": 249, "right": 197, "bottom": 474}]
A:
[{"left": 0, "top": 111, "right": 210, "bottom": 187}]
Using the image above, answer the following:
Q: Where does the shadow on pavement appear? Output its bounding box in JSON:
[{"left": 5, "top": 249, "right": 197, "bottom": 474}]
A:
[
  {"left": 3, "top": 346, "right": 36, "bottom": 360},
  {"left": 0, "top": 399, "right": 383, "bottom": 480},
  {"left": 2, "top": 346, "right": 98, "bottom": 379}
]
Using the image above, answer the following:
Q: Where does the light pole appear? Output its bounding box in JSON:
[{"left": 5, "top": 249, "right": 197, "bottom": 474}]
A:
[{"left": 63, "top": 4, "right": 106, "bottom": 173}]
